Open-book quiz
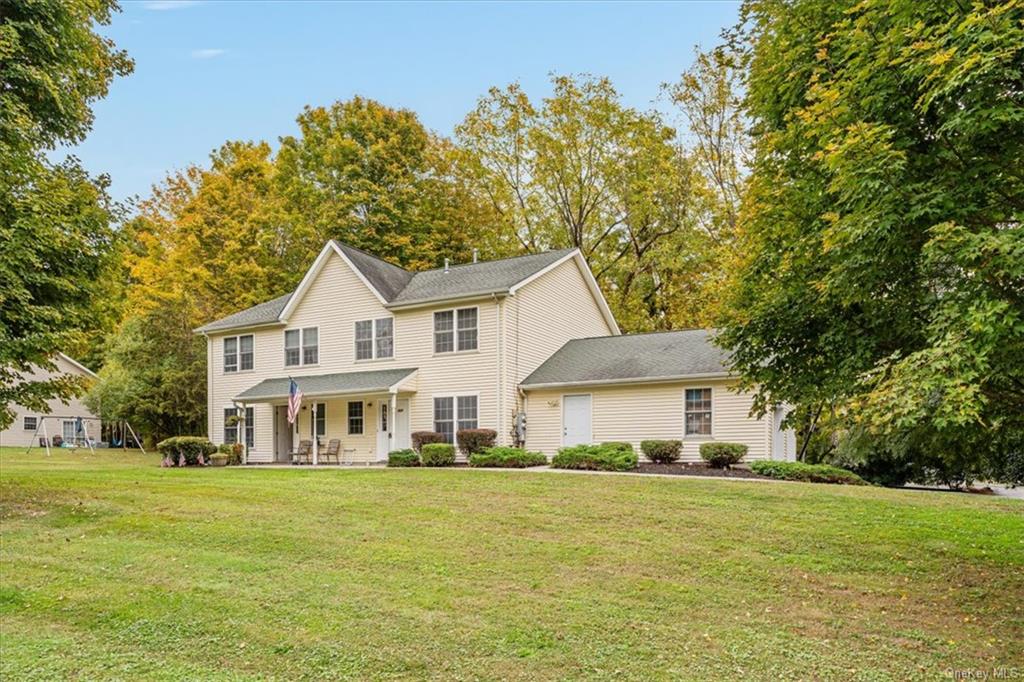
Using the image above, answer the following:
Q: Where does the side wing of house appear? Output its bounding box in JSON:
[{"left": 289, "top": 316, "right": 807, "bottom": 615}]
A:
[
  {"left": 502, "top": 253, "right": 617, "bottom": 439},
  {"left": 0, "top": 354, "right": 99, "bottom": 448}
]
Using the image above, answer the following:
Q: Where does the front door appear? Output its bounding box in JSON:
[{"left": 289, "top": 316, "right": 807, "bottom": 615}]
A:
[
  {"left": 394, "top": 399, "right": 410, "bottom": 450},
  {"left": 376, "top": 400, "right": 390, "bottom": 459},
  {"left": 562, "top": 394, "right": 592, "bottom": 447},
  {"left": 275, "top": 405, "right": 292, "bottom": 462}
]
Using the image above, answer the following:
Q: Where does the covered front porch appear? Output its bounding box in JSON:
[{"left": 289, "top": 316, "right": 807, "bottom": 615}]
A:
[{"left": 234, "top": 368, "right": 418, "bottom": 465}]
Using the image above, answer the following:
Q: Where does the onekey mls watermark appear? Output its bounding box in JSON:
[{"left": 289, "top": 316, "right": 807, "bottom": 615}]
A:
[{"left": 945, "top": 668, "right": 1022, "bottom": 680}]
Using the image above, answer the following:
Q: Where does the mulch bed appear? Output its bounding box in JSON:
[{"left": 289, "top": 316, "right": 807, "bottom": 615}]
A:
[{"left": 635, "top": 463, "right": 770, "bottom": 480}]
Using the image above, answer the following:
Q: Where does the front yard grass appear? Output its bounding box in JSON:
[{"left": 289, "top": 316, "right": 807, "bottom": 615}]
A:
[{"left": 1, "top": 447, "right": 1021, "bottom": 680}]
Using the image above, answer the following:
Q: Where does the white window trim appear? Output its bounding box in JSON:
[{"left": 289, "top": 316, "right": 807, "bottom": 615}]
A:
[
  {"left": 284, "top": 326, "right": 320, "bottom": 367},
  {"left": 347, "top": 400, "right": 364, "bottom": 435},
  {"left": 560, "top": 393, "right": 594, "bottom": 447},
  {"left": 682, "top": 386, "right": 714, "bottom": 439},
  {"left": 223, "top": 405, "right": 240, "bottom": 445},
  {"left": 433, "top": 306, "right": 479, "bottom": 355},
  {"left": 431, "top": 392, "right": 481, "bottom": 443},
  {"left": 224, "top": 334, "right": 255, "bottom": 374},
  {"left": 354, "top": 316, "right": 396, "bottom": 362},
  {"left": 24, "top": 416, "right": 37, "bottom": 431},
  {"left": 244, "top": 406, "right": 255, "bottom": 448}
]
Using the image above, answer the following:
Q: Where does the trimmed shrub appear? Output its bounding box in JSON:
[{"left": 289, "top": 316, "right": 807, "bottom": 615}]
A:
[
  {"left": 699, "top": 442, "right": 747, "bottom": 469},
  {"left": 457, "top": 428, "right": 497, "bottom": 455},
  {"left": 600, "top": 441, "right": 633, "bottom": 453},
  {"left": 751, "top": 460, "right": 868, "bottom": 485},
  {"left": 469, "top": 446, "right": 547, "bottom": 468},
  {"left": 412, "top": 431, "right": 446, "bottom": 452},
  {"left": 552, "top": 443, "right": 638, "bottom": 472},
  {"left": 388, "top": 449, "right": 420, "bottom": 467},
  {"left": 157, "top": 436, "right": 216, "bottom": 467},
  {"left": 217, "top": 443, "right": 233, "bottom": 454},
  {"left": 641, "top": 440, "right": 682, "bottom": 464},
  {"left": 420, "top": 443, "right": 456, "bottom": 467}
]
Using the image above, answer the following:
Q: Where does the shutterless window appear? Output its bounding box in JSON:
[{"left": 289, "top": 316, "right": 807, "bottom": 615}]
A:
[
  {"left": 348, "top": 401, "right": 363, "bottom": 435},
  {"left": 310, "top": 402, "right": 325, "bottom": 438},
  {"left": 433, "top": 396, "right": 454, "bottom": 443},
  {"left": 457, "top": 395, "right": 478, "bottom": 431},
  {"left": 239, "top": 335, "right": 254, "bottom": 371},
  {"left": 355, "top": 318, "right": 393, "bottom": 360},
  {"left": 24, "top": 416, "right": 37, "bottom": 431},
  {"left": 434, "top": 311, "right": 454, "bottom": 353},
  {"left": 457, "top": 308, "right": 478, "bottom": 351},
  {"left": 224, "top": 408, "right": 238, "bottom": 444},
  {"left": 244, "top": 406, "right": 255, "bottom": 447},
  {"left": 224, "top": 337, "right": 238, "bottom": 373},
  {"left": 284, "top": 330, "right": 300, "bottom": 366},
  {"left": 685, "top": 388, "right": 712, "bottom": 436},
  {"left": 302, "top": 328, "right": 318, "bottom": 365}
]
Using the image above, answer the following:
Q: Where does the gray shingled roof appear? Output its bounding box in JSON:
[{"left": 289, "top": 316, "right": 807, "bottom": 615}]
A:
[
  {"left": 235, "top": 368, "right": 417, "bottom": 401},
  {"left": 388, "top": 248, "right": 575, "bottom": 307},
  {"left": 196, "top": 243, "right": 578, "bottom": 333},
  {"left": 334, "top": 241, "right": 413, "bottom": 301},
  {"left": 520, "top": 329, "right": 730, "bottom": 388},
  {"left": 195, "top": 293, "right": 293, "bottom": 333}
]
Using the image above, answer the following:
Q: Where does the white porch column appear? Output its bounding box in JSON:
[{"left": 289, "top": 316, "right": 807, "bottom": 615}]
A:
[
  {"left": 240, "top": 402, "right": 248, "bottom": 465},
  {"left": 389, "top": 392, "right": 397, "bottom": 456},
  {"left": 312, "top": 402, "right": 319, "bottom": 466}
]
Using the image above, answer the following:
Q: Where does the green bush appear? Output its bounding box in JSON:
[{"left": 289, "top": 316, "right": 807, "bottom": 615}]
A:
[
  {"left": 551, "top": 443, "right": 638, "bottom": 472},
  {"left": 751, "top": 460, "right": 868, "bottom": 485},
  {"left": 420, "top": 443, "right": 456, "bottom": 467},
  {"left": 699, "top": 442, "right": 747, "bottom": 469},
  {"left": 599, "top": 441, "right": 633, "bottom": 453},
  {"left": 457, "top": 428, "right": 497, "bottom": 455},
  {"left": 412, "top": 431, "right": 446, "bottom": 452},
  {"left": 217, "top": 443, "right": 233, "bottom": 455},
  {"left": 157, "top": 436, "right": 216, "bottom": 467},
  {"left": 387, "top": 449, "right": 420, "bottom": 467},
  {"left": 469, "top": 446, "right": 547, "bottom": 468},
  {"left": 641, "top": 440, "right": 682, "bottom": 464}
]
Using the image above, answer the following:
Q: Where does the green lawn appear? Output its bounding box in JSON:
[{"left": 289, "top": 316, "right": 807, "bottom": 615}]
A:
[{"left": 1, "top": 448, "right": 1021, "bottom": 680}]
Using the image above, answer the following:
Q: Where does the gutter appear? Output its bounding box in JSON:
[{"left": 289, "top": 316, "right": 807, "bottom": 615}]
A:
[
  {"left": 385, "top": 290, "right": 510, "bottom": 311},
  {"left": 519, "top": 372, "right": 732, "bottom": 391}
]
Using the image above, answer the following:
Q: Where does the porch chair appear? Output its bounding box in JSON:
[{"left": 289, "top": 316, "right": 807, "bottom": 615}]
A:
[
  {"left": 321, "top": 438, "right": 341, "bottom": 465},
  {"left": 291, "top": 440, "right": 313, "bottom": 465}
]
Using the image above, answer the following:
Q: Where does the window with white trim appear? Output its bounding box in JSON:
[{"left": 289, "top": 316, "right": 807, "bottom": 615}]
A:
[
  {"left": 433, "top": 395, "right": 478, "bottom": 443},
  {"left": 244, "top": 406, "right": 254, "bottom": 447},
  {"left": 285, "top": 327, "right": 318, "bottom": 366},
  {"left": 355, "top": 318, "right": 394, "bottom": 360},
  {"left": 348, "top": 401, "right": 363, "bottom": 435},
  {"left": 310, "top": 402, "right": 325, "bottom": 438},
  {"left": 24, "top": 416, "right": 37, "bottom": 431},
  {"left": 434, "top": 307, "right": 478, "bottom": 353},
  {"left": 684, "top": 388, "right": 712, "bottom": 436},
  {"left": 223, "top": 334, "right": 254, "bottom": 373},
  {"left": 224, "top": 408, "right": 239, "bottom": 444}
]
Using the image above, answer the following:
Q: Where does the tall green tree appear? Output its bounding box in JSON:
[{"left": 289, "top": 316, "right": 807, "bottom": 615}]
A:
[
  {"left": 0, "top": 0, "right": 132, "bottom": 429},
  {"left": 455, "top": 75, "right": 711, "bottom": 330},
  {"left": 718, "top": 0, "right": 1024, "bottom": 483}
]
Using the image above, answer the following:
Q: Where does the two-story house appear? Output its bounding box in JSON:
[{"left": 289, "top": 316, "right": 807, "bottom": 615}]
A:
[{"left": 196, "top": 240, "right": 795, "bottom": 464}]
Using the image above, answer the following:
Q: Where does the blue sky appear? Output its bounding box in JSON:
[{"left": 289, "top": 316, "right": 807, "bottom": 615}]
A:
[{"left": 67, "top": 0, "right": 740, "bottom": 202}]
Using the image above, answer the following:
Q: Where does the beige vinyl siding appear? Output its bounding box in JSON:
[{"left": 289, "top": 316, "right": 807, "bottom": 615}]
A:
[
  {"left": 503, "top": 257, "right": 614, "bottom": 433},
  {"left": 0, "top": 355, "right": 99, "bottom": 449},
  {"left": 523, "top": 379, "right": 771, "bottom": 462},
  {"left": 207, "top": 251, "right": 501, "bottom": 462}
]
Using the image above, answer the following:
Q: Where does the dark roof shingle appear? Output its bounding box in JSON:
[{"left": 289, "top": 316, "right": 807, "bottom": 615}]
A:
[
  {"left": 235, "top": 368, "right": 418, "bottom": 401},
  {"left": 520, "top": 329, "right": 729, "bottom": 387},
  {"left": 195, "top": 293, "right": 292, "bottom": 333}
]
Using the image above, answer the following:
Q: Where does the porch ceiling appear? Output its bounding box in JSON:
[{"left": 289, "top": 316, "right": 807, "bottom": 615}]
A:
[{"left": 234, "top": 368, "right": 418, "bottom": 402}]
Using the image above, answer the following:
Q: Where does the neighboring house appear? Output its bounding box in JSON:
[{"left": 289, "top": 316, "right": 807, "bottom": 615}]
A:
[
  {"left": 196, "top": 240, "right": 795, "bottom": 464},
  {"left": 0, "top": 353, "right": 100, "bottom": 448}
]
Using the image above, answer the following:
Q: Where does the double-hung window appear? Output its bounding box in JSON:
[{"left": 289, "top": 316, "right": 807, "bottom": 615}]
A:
[
  {"left": 348, "top": 401, "right": 363, "bottom": 435},
  {"left": 355, "top": 318, "right": 394, "bottom": 360},
  {"left": 244, "top": 406, "right": 254, "bottom": 447},
  {"left": 434, "top": 307, "right": 478, "bottom": 353},
  {"left": 433, "top": 395, "right": 478, "bottom": 443},
  {"left": 223, "top": 334, "right": 254, "bottom": 373},
  {"left": 310, "top": 402, "right": 325, "bottom": 438},
  {"left": 285, "top": 328, "right": 318, "bottom": 366},
  {"left": 24, "top": 416, "right": 37, "bottom": 431},
  {"left": 224, "top": 408, "right": 239, "bottom": 444},
  {"left": 684, "top": 388, "right": 712, "bottom": 436}
]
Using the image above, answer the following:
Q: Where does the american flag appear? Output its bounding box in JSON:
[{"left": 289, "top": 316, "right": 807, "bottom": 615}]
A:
[{"left": 287, "top": 378, "right": 302, "bottom": 425}]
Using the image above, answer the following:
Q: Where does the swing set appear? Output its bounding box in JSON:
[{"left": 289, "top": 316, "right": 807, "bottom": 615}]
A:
[{"left": 24, "top": 416, "right": 146, "bottom": 456}]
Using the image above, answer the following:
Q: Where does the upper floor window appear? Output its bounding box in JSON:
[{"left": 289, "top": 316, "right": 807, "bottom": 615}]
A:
[
  {"left": 223, "top": 334, "right": 254, "bottom": 373},
  {"left": 434, "top": 307, "right": 478, "bottom": 354},
  {"left": 285, "top": 327, "right": 318, "bottom": 366},
  {"left": 684, "top": 388, "right": 712, "bottom": 436},
  {"left": 355, "top": 318, "right": 394, "bottom": 361}
]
